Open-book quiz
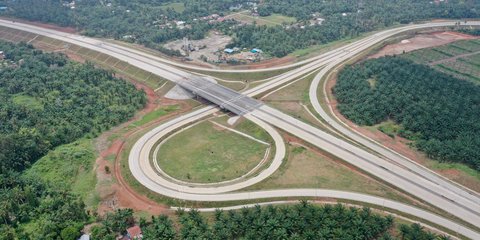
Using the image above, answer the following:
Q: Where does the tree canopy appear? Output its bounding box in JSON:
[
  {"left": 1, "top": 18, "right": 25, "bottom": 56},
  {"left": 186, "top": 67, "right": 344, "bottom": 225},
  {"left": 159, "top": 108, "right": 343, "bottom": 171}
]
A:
[
  {"left": 2, "top": 0, "right": 480, "bottom": 57},
  {"left": 0, "top": 40, "right": 146, "bottom": 238},
  {"left": 0, "top": 41, "right": 146, "bottom": 173},
  {"left": 334, "top": 57, "right": 480, "bottom": 170}
]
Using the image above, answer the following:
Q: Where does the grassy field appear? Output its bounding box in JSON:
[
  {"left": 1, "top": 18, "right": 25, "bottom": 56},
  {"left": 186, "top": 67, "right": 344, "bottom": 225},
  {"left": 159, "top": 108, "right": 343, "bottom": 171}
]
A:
[
  {"left": 401, "top": 39, "right": 480, "bottom": 83},
  {"left": 24, "top": 139, "right": 99, "bottom": 209},
  {"left": 157, "top": 120, "right": 269, "bottom": 183},
  {"left": 107, "top": 105, "right": 179, "bottom": 142},
  {"left": 160, "top": 2, "right": 185, "bottom": 13},
  {"left": 134, "top": 105, "right": 179, "bottom": 127},
  {"left": 190, "top": 66, "right": 295, "bottom": 82},
  {"left": 12, "top": 94, "right": 44, "bottom": 110},
  {"left": 247, "top": 145, "right": 415, "bottom": 204},
  {"left": 259, "top": 14, "right": 297, "bottom": 26},
  {"left": 230, "top": 12, "right": 296, "bottom": 27}
]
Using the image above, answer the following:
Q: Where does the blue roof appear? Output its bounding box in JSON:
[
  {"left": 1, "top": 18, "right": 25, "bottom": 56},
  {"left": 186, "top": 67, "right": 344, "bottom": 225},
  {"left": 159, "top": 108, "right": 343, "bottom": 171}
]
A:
[
  {"left": 251, "top": 48, "right": 262, "bottom": 53},
  {"left": 224, "top": 48, "right": 234, "bottom": 53}
]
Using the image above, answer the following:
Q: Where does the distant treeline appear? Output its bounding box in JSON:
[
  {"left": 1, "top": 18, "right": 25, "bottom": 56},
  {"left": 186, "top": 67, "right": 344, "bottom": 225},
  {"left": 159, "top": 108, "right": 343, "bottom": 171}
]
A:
[{"left": 2, "top": 0, "right": 480, "bottom": 57}]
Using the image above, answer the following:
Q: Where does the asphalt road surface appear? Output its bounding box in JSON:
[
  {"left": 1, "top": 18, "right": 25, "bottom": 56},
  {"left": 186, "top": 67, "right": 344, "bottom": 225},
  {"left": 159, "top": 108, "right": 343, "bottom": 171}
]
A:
[{"left": 2, "top": 19, "right": 479, "bottom": 238}]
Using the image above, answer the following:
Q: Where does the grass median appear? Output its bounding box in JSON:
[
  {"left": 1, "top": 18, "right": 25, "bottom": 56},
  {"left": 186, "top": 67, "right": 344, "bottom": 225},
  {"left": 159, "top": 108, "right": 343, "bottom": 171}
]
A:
[{"left": 157, "top": 120, "right": 271, "bottom": 183}]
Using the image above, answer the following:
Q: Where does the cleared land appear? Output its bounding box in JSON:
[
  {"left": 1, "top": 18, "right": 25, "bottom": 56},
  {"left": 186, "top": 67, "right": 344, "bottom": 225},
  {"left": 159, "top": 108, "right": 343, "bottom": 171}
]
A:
[
  {"left": 156, "top": 120, "right": 270, "bottom": 183},
  {"left": 373, "top": 34, "right": 480, "bottom": 83},
  {"left": 227, "top": 12, "right": 296, "bottom": 27},
  {"left": 160, "top": 2, "right": 185, "bottom": 13}
]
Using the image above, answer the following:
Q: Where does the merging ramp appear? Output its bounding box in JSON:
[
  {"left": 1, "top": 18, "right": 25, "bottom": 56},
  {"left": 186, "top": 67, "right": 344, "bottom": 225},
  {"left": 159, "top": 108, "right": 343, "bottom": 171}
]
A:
[{"left": 3, "top": 19, "right": 480, "bottom": 238}]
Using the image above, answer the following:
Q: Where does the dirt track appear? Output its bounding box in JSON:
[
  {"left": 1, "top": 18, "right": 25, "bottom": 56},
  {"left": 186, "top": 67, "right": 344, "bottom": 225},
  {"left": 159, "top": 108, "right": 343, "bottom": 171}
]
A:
[{"left": 369, "top": 31, "right": 478, "bottom": 59}]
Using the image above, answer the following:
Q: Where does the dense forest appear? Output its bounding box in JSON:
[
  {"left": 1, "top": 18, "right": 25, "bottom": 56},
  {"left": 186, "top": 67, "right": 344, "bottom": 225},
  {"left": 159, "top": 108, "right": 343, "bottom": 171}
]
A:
[
  {"left": 229, "top": 0, "right": 480, "bottom": 57},
  {"left": 0, "top": 41, "right": 146, "bottom": 172},
  {"left": 0, "top": 41, "right": 146, "bottom": 238},
  {"left": 1, "top": 0, "right": 479, "bottom": 57},
  {"left": 334, "top": 57, "right": 480, "bottom": 170},
  {"left": 90, "top": 203, "right": 446, "bottom": 240}
]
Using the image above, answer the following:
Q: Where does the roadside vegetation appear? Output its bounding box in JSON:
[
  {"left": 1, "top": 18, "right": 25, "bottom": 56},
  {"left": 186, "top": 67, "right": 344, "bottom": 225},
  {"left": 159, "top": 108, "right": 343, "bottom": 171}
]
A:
[
  {"left": 0, "top": 41, "right": 146, "bottom": 239},
  {"left": 90, "top": 202, "right": 447, "bottom": 240},
  {"left": 2, "top": 0, "right": 479, "bottom": 57},
  {"left": 334, "top": 57, "right": 480, "bottom": 171},
  {"left": 459, "top": 28, "right": 480, "bottom": 36}
]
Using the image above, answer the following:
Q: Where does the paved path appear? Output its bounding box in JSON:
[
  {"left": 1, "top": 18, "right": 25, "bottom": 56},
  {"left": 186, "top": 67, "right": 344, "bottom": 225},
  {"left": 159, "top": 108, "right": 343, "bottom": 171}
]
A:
[{"left": 3, "top": 19, "right": 480, "bottom": 238}]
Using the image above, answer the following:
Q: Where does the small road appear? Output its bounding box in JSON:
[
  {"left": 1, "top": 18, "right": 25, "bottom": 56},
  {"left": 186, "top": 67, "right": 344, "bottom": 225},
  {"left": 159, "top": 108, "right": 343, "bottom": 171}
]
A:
[{"left": 3, "top": 19, "right": 480, "bottom": 238}]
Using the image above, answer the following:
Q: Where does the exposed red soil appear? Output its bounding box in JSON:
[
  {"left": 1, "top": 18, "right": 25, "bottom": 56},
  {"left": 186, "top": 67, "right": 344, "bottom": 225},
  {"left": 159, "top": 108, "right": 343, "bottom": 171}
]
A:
[
  {"left": 32, "top": 46, "right": 189, "bottom": 215},
  {"left": 369, "top": 31, "right": 479, "bottom": 59},
  {"left": 95, "top": 83, "right": 192, "bottom": 216},
  {"left": 0, "top": 17, "right": 78, "bottom": 34}
]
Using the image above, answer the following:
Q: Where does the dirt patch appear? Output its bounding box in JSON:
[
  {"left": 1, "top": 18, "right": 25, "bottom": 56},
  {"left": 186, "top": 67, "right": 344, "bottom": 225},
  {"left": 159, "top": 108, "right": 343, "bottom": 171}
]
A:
[
  {"left": 369, "top": 31, "right": 479, "bottom": 59},
  {"left": 96, "top": 93, "right": 192, "bottom": 215},
  {"left": 0, "top": 17, "right": 78, "bottom": 34},
  {"left": 52, "top": 48, "right": 188, "bottom": 215},
  {"left": 164, "top": 31, "right": 232, "bottom": 63},
  {"left": 226, "top": 55, "right": 296, "bottom": 70}
]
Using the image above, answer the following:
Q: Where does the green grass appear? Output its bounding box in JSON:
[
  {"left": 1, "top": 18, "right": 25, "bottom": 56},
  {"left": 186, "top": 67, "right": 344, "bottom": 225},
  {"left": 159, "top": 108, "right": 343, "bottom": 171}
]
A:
[
  {"left": 401, "top": 39, "right": 480, "bottom": 84},
  {"left": 133, "top": 105, "right": 179, "bottom": 126},
  {"left": 107, "top": 105, "right": 178, "bottom": 142},
  {"left": 160, "top": 2, "right": 185, "bottom": 13},
  {"left": 376, "top": 120, "right": 402, "bottom": 138},
  {"left": 431, "top": 162, "right": 480, "bottom": 181},
  {"left": 247, "top": 145, "right": 412, "bottom": 204},
  {"left": 189, "top": 67, "right": 295, "bottom": 81},
  {"left": 157, "top": 120, "right": 269, "bottom": 183},
  {"left": 259, "top": 14, "right": 297, "bottom": 26},
  {"left": 12, "top": 94, "right": 44, "bottom": 110},
  {"left": 232, "top": 13, "right": 296, "bottom": 27},
  {"left": 24, "top": 139, "right": 99, "bottom": 209},
  {"left": 235, "top": 118, "right": 272, "bottom": 142}
]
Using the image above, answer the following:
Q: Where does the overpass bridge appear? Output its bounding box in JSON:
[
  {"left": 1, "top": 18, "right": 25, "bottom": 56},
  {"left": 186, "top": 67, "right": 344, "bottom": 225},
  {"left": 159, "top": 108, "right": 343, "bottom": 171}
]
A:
[{"left": 176, "top": 76, "right": 263, "bottom": 115}]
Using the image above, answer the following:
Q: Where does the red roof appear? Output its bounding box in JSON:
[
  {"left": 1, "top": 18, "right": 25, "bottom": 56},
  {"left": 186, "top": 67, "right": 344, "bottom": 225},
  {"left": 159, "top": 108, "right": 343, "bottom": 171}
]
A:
[{"left": 126, "top": 225, "right": 142, "bottom": 239}]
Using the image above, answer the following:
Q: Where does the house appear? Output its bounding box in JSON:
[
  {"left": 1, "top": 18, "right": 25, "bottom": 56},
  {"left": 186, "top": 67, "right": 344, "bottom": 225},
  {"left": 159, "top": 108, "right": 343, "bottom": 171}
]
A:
[
  {"left": 224, "top": 48, "right": 234, "bottom": 54},
  {"left": 78, "top": 234, "right": 90, "bottom": 240},
  {"left": 175, "top": 21, "right": 186, "bottom": 29},
  {"left": 126, "top": 225, "right": 142, "bottom": 239},
  {"left": 0, "top": 51, "right": 5, "bottom": 60},
  {"left": 251, "top": 48, "right": 262, "bottom": 53}
]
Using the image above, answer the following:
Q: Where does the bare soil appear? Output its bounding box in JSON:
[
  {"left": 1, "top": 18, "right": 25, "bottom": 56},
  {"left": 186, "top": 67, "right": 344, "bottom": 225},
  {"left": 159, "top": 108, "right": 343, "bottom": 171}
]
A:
[
  {"left": 26, "top": 42, "right": 187, "bottom": 215},
  {"left": 369, "top": 31, "right": 479, "bottom": 59},
  {"left": 225, "top": 55, "right": 296, "bottom": 70}
]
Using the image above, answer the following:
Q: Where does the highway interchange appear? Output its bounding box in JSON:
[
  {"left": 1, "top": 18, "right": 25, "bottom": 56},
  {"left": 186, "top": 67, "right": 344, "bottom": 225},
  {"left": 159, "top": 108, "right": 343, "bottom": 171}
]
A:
[{"left": 1, "top": 19, "right": 479, "bottom": 238}]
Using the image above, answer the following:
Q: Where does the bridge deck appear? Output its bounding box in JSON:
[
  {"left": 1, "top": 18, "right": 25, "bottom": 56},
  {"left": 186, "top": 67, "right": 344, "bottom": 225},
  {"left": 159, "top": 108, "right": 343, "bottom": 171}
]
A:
[{"left": 177, "top": 76, "right": 263, "bottom": 115}]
